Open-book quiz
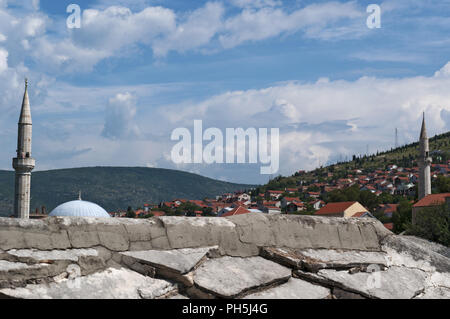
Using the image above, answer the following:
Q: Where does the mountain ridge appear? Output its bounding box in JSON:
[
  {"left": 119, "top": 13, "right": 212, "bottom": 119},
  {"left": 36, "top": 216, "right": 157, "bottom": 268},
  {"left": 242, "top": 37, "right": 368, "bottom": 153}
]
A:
[{"left": 0, "top": 167, "right": 255, "bottom": 216}]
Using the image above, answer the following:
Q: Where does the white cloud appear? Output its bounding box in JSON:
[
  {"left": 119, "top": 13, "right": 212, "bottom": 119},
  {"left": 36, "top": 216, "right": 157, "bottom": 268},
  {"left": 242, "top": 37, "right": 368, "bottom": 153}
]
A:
[
  {"left": 0, "top": 48, "right": 8, "bottom": 73},
  {"left": 157, "top": 62, "right": 450, "bottom": 175},
  {"left": 435, "top": 62, "right": 450, "bottom": 77},
  {"left": 77, "top": 6, "right": 176, "bottom": 51},
  {"left": 220, "top": 1, "right": 365, "bottom": 48},
  {"left": 23, "top": 15, "right": 45, "bottom": 37},
  {"left": 152, "top": 2, "right": 225, "bottom": 57},
  {"left": 102, "top": 92, "right": 140, "bottom": 140},
  {"left": 0, "top": 1, "right": 372, "bottom": 73}
]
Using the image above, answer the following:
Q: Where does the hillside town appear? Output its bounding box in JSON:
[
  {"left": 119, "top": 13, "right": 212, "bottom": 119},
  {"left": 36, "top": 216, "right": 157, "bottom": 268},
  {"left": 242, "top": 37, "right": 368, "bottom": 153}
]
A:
[{"left": 112, "top": 160, "right": 449, "bottom": 229}]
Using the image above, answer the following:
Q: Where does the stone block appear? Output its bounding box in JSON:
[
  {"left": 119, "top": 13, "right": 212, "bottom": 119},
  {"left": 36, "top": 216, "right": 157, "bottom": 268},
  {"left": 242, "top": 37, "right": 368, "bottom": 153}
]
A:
[
  {"left": 193, "top": 256, "right": 291, "bottom": 298},
  {"left": 0, "top": 268, "right": 176, "bottom": 299},
  {"left": 244, "top": 278, "right": 330, "bottom": 299}
]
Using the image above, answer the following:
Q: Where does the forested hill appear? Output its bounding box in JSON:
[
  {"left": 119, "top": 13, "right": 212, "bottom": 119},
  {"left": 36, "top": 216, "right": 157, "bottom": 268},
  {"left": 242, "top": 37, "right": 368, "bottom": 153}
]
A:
[{"left": 0, "top": 167, "right": 254, "bottom": 216}]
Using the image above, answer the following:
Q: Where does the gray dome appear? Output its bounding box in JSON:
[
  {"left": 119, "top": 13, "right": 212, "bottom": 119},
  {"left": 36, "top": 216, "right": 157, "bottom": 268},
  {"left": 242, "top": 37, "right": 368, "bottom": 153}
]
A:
[{"left": 49, "top": 200, "right": 110, "bottom": 218}]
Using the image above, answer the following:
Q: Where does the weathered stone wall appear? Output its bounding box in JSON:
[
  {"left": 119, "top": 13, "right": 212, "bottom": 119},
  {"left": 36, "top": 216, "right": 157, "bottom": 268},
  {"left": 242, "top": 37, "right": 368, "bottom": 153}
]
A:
[
  {"left": 0, "top": 214, "right": 448, "bottom": 299},
  {"left": 0, "top": 214, "right": 390, "bottom": 256}
]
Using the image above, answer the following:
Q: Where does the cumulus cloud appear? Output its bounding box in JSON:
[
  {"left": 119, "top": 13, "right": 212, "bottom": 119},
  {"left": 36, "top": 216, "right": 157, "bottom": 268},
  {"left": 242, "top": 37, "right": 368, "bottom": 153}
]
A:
[
  {"left": 152, "top": 2, "right": 225, "bottom": 57},
  {"left": 157, "top": 62, "right": 450, "bottom": 177},
  {"left": 0, "top": 1, "right": 372, "bottom": 73},
  {"left": 435, "top": 62, "right": 450, "bottom": 77},
  {"left": 0, "top": 48, "right": 8, "bottom": 73},
  {"left": 220, "top": 1, "right": 365, "bottom": 48},
  {"left": 102, "top": 92, "right": 140, "bottom": 140}
]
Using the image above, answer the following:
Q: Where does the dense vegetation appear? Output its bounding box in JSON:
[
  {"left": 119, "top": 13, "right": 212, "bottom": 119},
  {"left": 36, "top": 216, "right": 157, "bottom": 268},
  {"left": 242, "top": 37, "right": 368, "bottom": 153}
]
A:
[
  {"left": 408, "top": 205, "right": 450, "bottom": 246},
  {"left": 0, "top": 167, "right": 253, "bottom": 216}
]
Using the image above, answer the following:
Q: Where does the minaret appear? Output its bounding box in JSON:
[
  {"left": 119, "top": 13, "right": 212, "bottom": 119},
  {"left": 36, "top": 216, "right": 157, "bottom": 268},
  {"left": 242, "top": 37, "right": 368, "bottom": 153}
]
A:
[
  {"left": 12, "top": 79, "right": 35, "bottom": 219},
  {"left": 418, "top": 113, "right": 432, "bottom": 200}
]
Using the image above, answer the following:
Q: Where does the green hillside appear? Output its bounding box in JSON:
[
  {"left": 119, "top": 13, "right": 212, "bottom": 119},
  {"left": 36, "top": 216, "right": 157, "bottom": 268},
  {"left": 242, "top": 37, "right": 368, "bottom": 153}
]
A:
[
  {"left": 0, "top": 167, "right": 254, "bottom": 216},
  {"left": 261, "top": 131, "right": 450, "bottom": 191}
]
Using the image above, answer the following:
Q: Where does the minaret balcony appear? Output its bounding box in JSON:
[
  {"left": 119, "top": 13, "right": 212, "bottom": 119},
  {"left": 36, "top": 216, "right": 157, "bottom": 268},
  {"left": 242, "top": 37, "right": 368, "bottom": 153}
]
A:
[{"left": 13, "top": 157, "right": 35, "bottom": 171}]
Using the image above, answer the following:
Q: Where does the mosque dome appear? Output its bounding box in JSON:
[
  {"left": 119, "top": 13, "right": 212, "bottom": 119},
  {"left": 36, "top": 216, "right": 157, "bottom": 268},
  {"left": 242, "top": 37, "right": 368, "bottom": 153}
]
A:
[{"left": 49, "top": 199, "right": 111, "bottom": 218}]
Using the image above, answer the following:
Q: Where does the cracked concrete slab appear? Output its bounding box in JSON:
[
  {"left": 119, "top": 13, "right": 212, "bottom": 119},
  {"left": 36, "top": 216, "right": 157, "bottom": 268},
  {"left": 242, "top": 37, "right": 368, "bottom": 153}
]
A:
[
  {"left": 120, "top": 246, "right": 216, "bottom": 274},
  {"left": 0, "top": 268, "right": 176, "bottom": 299},
  {"left": 193, "top": 256, "right": 292, "bottom": 298},
  {"left": 262, "top": 247, "right": 387, "bottom": 272},
  {"left": 415, "top": 286, "right": 450, "bottom": 299},
  {"left": 244, "top": 278, "right": 330, "bottom": 299},
  {"left": 316, "top": 267, "right": 428, "bottom": 299},
  {"left": 6, "top": 249, "right": 98, "bottom": 262}
]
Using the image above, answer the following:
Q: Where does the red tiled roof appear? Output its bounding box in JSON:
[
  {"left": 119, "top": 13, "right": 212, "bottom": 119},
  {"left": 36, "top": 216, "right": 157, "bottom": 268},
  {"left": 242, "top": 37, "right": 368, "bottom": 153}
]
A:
[
  {"left": 135, "top": 210, "right": 145, "bottom": 216},
  {"left": 221, "top": 206, "right": 252, "bottom": 217},
  {"left": 413, "top": 193, "right": 450, "bottom": 208},
  {"left": 315, "top": 202, "right": 365, "bottom": 216},
  {"left": 351, "top": 212, "right": 367, "bottom": 217}
]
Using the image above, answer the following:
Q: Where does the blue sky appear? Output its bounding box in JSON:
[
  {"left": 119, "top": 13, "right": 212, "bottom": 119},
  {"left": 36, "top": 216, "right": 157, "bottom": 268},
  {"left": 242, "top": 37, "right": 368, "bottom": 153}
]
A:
[{"left": 0, "top": 0, "right": 449, "bottom": 184}]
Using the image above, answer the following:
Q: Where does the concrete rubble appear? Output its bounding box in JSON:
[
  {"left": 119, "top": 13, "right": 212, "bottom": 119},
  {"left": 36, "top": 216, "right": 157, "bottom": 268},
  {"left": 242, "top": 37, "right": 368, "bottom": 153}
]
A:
[{"left": 0, "top": 214, "right": 448, "bottom": 299}]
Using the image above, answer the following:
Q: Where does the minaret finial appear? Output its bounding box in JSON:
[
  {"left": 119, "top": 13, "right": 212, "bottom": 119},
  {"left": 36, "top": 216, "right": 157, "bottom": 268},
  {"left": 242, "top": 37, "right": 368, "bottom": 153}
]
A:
[
  {"left": 25, "top": 78, "right": 28, "bottom": 89},
  {"left": 78, "top": 191, "right": 82, "bottom": 201}
]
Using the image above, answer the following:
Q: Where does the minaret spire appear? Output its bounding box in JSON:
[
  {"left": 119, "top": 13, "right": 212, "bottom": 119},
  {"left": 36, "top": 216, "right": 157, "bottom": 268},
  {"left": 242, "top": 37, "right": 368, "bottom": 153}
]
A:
[
  {"left": 420, "top": 112, "right": 427, "bottom": 140},
  {"left": 12, "top": 78, "right": 36, "bottom": 219},
  {"left": 418, "top": 112, "right": 432, "bottom": 202}
]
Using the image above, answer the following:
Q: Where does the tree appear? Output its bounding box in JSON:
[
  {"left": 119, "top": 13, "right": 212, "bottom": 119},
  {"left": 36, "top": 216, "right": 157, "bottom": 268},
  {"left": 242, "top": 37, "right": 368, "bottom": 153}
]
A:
[
  {"left": 407, "top": 204, "right": 450, "bottom": 246},
  {"left": 326, "top": 185, "right": 379, "bottom": 211},
  {"left": 202, "top": 207, "right": 216, "bottom": 217},
  {"left": 434, "top": 176, "right": 450, "bottom": 193},
  {"left": 126, "top": 206, "right": 136, "bottom": 219},
  {"left": 392, "top": 201, "right": 412, "bottom": 234},
  {"left": 379, "top": 193, "right": 394, "bottom": 204}
]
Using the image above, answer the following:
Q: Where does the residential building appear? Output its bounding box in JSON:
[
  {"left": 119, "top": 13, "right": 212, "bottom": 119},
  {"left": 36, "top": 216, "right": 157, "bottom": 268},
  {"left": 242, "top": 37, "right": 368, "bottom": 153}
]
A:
[{"left": 315, "top": 202, "right": 371, "bottom": 218}]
